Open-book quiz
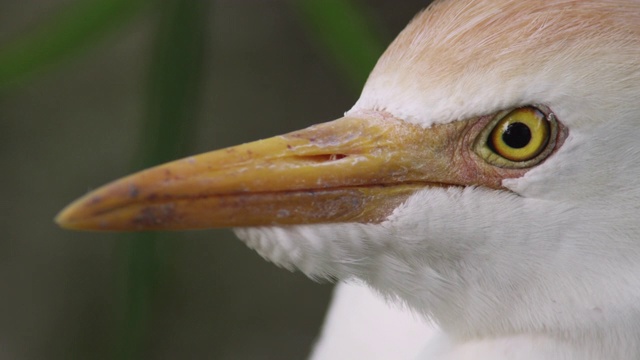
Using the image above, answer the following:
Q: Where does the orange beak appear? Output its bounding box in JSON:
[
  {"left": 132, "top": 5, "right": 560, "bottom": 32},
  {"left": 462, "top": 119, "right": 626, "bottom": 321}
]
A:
[{"left": 55, "top": 112, "right": 471, "bottom": 231}]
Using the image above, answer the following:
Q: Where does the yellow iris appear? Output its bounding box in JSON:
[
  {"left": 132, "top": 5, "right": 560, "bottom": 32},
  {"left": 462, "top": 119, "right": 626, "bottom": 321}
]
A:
[{"left": 489, "top": 107, "right": 550, "bottom": 162}]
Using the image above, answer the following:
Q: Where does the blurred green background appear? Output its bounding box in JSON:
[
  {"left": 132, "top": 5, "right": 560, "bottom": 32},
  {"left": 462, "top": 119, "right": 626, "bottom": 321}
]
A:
[{"left": 0, "top": 1, "right": 429, "bottom": 359}]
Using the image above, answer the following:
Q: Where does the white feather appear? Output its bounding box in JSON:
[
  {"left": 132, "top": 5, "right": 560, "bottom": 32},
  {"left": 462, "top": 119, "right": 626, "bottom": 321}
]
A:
[{"left": 308, "top": 282, "right": 435, "bottom": 360}]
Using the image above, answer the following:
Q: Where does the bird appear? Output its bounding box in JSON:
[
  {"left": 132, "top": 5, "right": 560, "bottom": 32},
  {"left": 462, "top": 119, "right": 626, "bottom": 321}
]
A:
[{"left": 56, "top": 0, "right": 640, "bottom": 359}]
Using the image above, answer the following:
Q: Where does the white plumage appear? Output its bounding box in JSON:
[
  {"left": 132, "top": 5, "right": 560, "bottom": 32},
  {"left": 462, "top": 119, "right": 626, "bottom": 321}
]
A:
[
  {"left": 58, "top": 0, "right": 640, "bottom": 358},
  {"left": 308, "top": 282, "right": 435, "bottom": 359}
]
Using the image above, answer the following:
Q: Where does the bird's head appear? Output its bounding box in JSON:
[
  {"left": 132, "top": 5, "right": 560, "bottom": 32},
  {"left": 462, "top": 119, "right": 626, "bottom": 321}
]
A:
[{"left": 57, "top": 0, "right": 640, "bottom": 343}]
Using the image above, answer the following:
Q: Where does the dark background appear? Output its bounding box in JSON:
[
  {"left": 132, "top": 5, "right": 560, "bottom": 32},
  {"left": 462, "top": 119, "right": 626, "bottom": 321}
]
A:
[{"left": 1, "top": 1, "right": 429, "bottom": 359}]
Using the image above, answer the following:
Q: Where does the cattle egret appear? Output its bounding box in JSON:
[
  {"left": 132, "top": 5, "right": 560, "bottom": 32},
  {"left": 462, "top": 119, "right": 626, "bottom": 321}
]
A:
[{"left": 57, "top": 0, "right": 640, "bottom": 358}]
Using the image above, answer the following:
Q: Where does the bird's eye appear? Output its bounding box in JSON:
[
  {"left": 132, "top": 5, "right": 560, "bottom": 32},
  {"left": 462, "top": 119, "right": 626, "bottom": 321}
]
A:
[
  {"left": 490, "top": 107, "right": 549, "bottom": 161},
  {"left": 474, "top": 106, "right": 558, "bottom": 168}
]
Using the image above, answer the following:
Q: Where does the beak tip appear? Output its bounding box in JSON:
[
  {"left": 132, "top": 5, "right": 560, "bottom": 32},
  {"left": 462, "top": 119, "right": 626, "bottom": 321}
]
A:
[
  {"left": 54, "top": 204, "right": 79, "bottom": 230},
  {"left": 55, "top": 196, "right": 97, "bottom": 231},
  {"left": 54, "top": 213, "right": 64, "bottom": 227}
]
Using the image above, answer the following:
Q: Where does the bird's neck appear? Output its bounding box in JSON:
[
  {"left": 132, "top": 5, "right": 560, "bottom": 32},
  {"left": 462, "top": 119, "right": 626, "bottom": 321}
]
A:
[{"left": 364, "top": 262, "right": 640, "bottom": 360}]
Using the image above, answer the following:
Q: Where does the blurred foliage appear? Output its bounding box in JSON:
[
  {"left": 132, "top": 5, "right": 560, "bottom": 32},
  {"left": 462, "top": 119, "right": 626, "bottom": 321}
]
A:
[
  {"left": 292, "top": 0, "right": 385, "bottom": 90},
  {"left": 0, "top": 0, "right": 384, "bottom": 358},
  {"left": 0, "top": 0, "right": 150, "bottom": 88},
  {"left": 117, "top": 0, "right": 209, "bottom": 359}
]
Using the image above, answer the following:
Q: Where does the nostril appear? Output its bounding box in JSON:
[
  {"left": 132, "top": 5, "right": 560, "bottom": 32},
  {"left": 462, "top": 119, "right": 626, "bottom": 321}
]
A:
[
  {"left": 295, "top": 154, "right": 348, "bottom": 163},
  {"left": 329, "top": 154, "right": 348, "bottom": 161}
]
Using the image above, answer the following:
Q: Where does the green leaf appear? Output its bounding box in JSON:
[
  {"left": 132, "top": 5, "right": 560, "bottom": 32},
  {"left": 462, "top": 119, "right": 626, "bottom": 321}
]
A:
[
  {"left": 0, "top": 0, "right": 148, "bottom": 88},
  {"left": 115, "top": 1, "right": 209, "bottom": 359},
  {"left": 291, "top": 0, "right": 386, "bottom": 90}
]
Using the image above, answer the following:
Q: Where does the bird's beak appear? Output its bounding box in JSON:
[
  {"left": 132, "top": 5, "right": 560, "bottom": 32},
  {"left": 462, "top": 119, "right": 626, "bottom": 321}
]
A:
[{"left": 56, "top": 112, "right": 465, "bottom": 231}]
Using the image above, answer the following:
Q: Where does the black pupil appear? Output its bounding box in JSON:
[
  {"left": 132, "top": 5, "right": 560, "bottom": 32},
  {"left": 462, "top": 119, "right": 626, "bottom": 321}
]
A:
[{"left": 502, "top": 122, "right": 531, "bottom": 148}]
